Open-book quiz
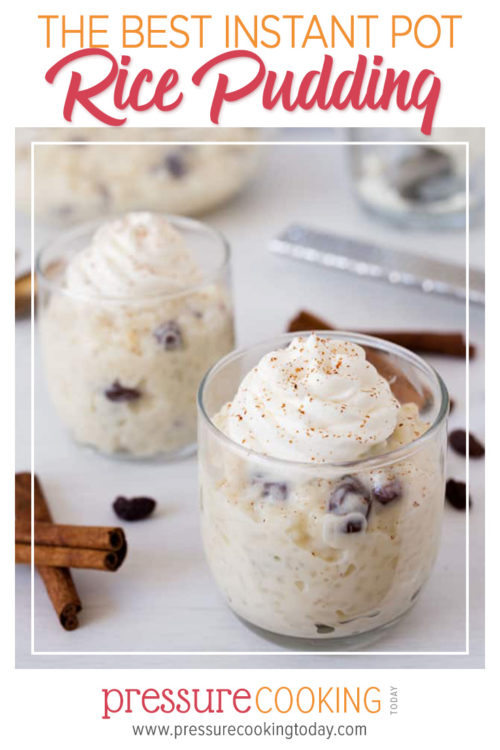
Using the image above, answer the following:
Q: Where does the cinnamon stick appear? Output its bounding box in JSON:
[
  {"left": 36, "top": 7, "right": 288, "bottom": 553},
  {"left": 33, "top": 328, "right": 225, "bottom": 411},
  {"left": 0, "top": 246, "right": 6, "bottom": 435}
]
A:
[
  {"left": 363, "top": 348, "right": 430, "bottom": 409},
  {"left": 16, "top": 521, "right": 125, "bottom": 552},
  {"left": 288, "top": 310, "right": 474, "bottom": 358},
  {"left": 15, "top": 271, "right": 36, "bottom": 320},
  {"left": 15, "top": 543, "right": 125, "bottom": 572},
  {"left": 15, "top": 473, "right": 82, "bottom": 631}
]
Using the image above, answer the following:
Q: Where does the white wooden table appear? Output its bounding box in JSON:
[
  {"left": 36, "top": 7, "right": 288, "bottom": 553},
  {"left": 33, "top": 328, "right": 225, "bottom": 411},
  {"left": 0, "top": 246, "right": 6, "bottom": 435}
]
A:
[{"left": 15, "top": 129, "right": 484, "bottom": 668}]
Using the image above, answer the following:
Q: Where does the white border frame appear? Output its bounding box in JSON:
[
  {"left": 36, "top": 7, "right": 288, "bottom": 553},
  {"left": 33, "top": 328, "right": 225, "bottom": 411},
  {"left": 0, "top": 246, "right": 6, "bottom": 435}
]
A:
[{"left": 29, "top": 138, "right": 471, "bottom": 657}]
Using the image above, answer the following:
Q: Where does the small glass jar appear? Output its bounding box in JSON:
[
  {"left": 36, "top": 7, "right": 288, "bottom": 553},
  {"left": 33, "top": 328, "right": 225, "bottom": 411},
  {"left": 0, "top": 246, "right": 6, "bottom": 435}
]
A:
[
  {"left": 17, "top": 127, "right": 261, "bottom": 225},
  {"left": 198, "top": 332, "right": 448, "bottom": 647},
  {"left": 349, "top": 127, "right": 484, "bottom": 229},
  {"left": 37, "top": 215, "right": 235, "bottom": 459}
]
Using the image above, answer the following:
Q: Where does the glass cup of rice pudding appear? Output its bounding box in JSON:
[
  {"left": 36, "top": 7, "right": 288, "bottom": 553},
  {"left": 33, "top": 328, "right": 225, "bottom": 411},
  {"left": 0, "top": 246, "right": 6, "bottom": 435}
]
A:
[
  {"left": 37, "top": 212, "right": 235, "bottom": 459},
  {"left": 198, "top": 331, "right": 448, "bottom": 647}
]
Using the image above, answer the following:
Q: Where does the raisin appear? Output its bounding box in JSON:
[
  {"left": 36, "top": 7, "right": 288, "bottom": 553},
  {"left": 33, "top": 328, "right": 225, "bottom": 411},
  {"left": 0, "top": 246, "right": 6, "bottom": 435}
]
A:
[
  {"left": 154, "top": 321, "right": 183, "bottom": 351},
  {"left": 449, "top": 429, "right": 484, "bottom": 457},
  {"left": 262, "top": 482, "right": 288, "bottom": 501},
  {"left": 105, "top": 381, "right": 141, "bottom": 402},
  {"left": 113, "top": 496, "right": 156, "bottom": 521},
  {"left": 165, "top": 153, "right": 188, "bottom": 178},
  {"left": 372, "top": 478, "right": 403, "bottom": 505},
  {"left": 445, "top": 479, "right": 471, "bottom": 510},
  {"left": 328, "top": 475, "right": 371, "bottom": 517},
  {"left": 339, "top": 512, "right": 367, "bottom": 534}
]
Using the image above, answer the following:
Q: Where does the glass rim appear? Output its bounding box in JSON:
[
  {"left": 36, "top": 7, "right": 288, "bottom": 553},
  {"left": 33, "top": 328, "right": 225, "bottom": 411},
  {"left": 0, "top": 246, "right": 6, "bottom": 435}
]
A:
[
  {"left": 35, "top": 212, "right": 231, "bottom": 304},
  {"left": 197, "top": 330, "right": 449, "bottom": 471}
]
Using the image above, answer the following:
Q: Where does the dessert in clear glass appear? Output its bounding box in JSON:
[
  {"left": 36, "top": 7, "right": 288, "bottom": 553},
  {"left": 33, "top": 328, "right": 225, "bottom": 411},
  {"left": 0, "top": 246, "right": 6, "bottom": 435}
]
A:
[
  {"left": 198, "top": 332, "right": 448, "bottom": 646},
  {"left": 37, "top": 212, "right": 234, "bottom": 459}
]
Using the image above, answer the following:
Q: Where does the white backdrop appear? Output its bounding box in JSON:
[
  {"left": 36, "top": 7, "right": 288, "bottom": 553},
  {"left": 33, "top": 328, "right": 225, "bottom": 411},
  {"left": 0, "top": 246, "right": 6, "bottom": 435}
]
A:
[{"left": 15, "top": 130, "right": 484, "bottom": 668}]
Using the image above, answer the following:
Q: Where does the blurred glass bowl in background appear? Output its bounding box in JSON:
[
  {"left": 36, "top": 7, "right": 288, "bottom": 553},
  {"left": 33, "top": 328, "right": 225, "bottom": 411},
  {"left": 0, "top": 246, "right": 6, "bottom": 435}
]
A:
[
  {"left": 349, "top": 128, "right": 484, "bottom": 230},
  {"left": 16, "top": 127, "right": 262, "bottom": 225}
]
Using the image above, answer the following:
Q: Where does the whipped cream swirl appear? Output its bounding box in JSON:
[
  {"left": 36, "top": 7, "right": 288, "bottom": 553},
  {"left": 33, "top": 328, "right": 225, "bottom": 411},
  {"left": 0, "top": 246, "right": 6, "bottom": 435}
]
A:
[
  {"left": 64, "top": 212, "right": 202, "bottom": 298},
  {"left": 219, "top": 334, "right": 400, "bottom": 462}
]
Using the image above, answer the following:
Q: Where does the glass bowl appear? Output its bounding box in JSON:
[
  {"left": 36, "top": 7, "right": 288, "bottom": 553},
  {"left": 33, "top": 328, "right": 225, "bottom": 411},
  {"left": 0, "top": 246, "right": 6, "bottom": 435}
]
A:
[
  {"left": 17, "top": 127, "right": 262, "bottom": 224},
  {"left": 198, "top": 331, "right": 448, "bottom": 647}
]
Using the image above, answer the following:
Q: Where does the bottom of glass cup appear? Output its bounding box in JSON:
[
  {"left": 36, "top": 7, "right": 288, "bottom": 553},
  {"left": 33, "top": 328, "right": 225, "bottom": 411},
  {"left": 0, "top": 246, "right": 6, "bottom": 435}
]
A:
[
  {"left": 72, "top": 437, "right": 197, "bottom": 463},
  {"left": 235, "top": 605, "right": 418, "bottom": 652}
]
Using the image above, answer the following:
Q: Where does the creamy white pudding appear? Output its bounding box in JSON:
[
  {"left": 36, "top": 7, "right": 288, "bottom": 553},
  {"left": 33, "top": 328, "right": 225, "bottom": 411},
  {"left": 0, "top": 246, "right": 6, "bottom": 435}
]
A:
[
  {"left": 218, "top": 336, "right": 401, "bottom": 462},
  {"left": 38, "top": 212, "right": 234, "bottom": 458},
  {"left": 198, "top": 333, "right": 447, "bottom": 641}
]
